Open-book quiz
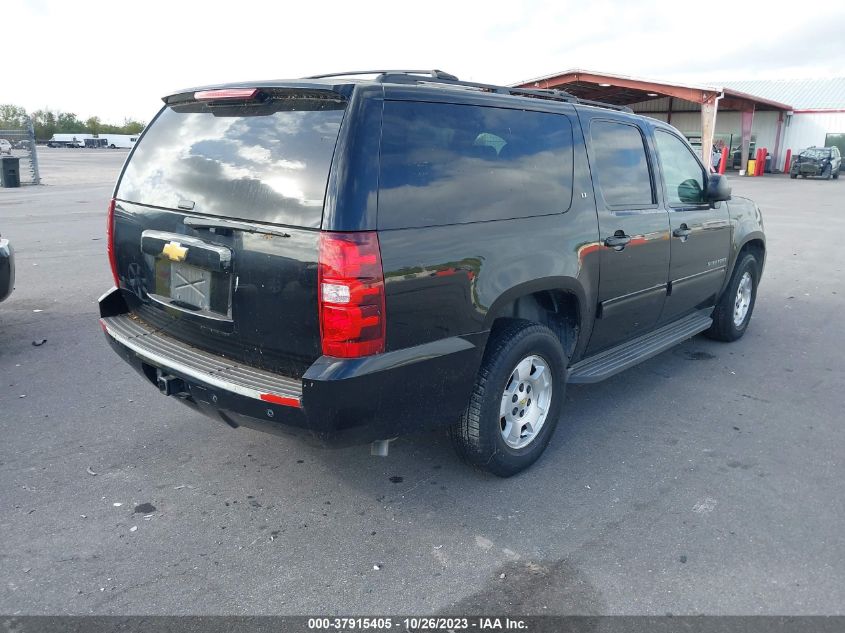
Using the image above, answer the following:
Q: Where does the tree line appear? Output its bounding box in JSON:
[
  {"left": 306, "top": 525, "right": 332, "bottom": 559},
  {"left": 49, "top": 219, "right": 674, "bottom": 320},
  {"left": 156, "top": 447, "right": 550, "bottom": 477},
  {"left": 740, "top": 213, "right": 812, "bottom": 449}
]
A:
[{"left": 0, "top": 104, "right": 145, "bottom": 140}]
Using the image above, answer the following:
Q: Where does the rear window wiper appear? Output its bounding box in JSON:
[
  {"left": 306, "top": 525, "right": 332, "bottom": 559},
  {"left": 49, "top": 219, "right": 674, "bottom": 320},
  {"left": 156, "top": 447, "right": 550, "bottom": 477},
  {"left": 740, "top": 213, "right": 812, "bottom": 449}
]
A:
[{"left": 183, "top": 216, "right": 291, "bottom": 238}]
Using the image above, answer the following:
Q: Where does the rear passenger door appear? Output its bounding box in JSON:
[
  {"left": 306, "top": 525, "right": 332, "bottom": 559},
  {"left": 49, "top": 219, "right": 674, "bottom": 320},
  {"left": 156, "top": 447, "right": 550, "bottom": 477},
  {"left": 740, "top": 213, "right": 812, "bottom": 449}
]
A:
[
  {"left": 651, "top": 128, "right": 731, "bottom": 324},
  {"left": 582, "top": 115, "right": 671, "bottom": 354}
]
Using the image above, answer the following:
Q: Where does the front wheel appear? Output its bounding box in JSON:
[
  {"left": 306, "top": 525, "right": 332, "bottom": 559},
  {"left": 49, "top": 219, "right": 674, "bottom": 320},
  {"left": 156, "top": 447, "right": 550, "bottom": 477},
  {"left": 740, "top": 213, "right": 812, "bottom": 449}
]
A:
[
  {"left": 450, "top": 320, "right": 566, "bottom": 477},
  {"left": 823, "top": 165, "right": 832, "bottom": 180},
  {"left": 790, "top": 172, "right": 798, "bottom": 179},
  {"left": 705, "top": 253, "right": 759, "bottom": 342}
]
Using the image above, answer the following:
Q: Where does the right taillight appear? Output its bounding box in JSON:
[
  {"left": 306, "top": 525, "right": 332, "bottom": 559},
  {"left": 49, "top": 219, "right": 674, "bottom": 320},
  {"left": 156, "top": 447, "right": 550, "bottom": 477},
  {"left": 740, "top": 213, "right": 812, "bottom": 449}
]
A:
[
  {"left": 106, "top": 198, "right": 119, "bottom": 287},
  {"left": 318, "top": 231, "right": 386, "bottom": 358}
]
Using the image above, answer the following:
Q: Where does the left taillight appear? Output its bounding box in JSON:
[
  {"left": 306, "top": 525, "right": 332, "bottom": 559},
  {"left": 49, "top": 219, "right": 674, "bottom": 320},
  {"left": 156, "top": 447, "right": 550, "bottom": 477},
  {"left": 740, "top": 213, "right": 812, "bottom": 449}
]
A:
[
  {"left": 106, "top": 198, "right": 119, "bottom": 287},
  {"left": 318, "top": 231, "right": 386, "bottom": 358}
]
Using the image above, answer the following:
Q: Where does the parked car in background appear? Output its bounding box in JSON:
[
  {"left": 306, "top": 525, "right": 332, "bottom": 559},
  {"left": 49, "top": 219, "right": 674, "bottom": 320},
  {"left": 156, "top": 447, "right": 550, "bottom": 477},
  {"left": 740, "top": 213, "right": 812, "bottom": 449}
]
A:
[
  {"left": 790, "top": 146, "right": 841, "bottom": 179},
  {"left": 99, "top": 70, "right": 765, "bottom": 476},
  {"left": 12, "top": 139, "right": 31, "bottom": 150},
  {"left": 731, "top": 143, "right": 757, "bottom": 170},
  {"left": 0, "top": 230, "right": 14, "bottom": 303},
  {"left": 0, "top": 139, "right": 12, "bottom": 155}
]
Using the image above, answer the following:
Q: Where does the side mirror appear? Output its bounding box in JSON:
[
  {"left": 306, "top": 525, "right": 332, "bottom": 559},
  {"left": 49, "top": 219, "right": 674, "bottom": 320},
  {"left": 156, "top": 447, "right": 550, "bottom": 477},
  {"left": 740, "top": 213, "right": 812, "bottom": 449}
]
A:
[{"left": 706, "top": 173, "right": 731, "bottom": 202}]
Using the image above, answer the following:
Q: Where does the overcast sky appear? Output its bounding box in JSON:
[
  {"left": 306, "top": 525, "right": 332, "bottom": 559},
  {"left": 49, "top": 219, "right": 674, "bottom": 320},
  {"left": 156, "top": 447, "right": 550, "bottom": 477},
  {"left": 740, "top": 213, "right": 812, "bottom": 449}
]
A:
[{"left": 5, "top": 0, "right": 844, "bottom": 124}]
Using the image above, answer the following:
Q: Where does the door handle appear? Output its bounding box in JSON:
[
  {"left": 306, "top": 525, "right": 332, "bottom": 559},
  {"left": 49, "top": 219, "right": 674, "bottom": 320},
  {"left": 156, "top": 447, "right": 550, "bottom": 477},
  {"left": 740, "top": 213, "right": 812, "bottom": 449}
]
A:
[
  {"left": 673, "top": 225, "right": 692, "bottom": 238},
  {"left": 604, "top": 233, "right": 632, "bottom": 250}
]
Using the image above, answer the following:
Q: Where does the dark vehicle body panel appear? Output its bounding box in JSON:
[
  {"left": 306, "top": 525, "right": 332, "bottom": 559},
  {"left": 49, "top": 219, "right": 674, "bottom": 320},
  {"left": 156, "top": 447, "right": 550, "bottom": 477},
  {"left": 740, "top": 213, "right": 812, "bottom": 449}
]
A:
[
  {"left": 100, "top": 285, "right": 482, "bottom": 445},
  {"left": 112, "top": 200, "right": 322, "bottom": 377},
  {"left": 0, "top": 237, "right": 14, "bottom": 303},
  {"left": 101, "top": 75, "right": 766, "bottom": 446},
  {"left": 645, "top": 124, "right": 732, "bottom": 326},
  {"left": 578, "top": 110, "right": 671, "bottom": 352}
]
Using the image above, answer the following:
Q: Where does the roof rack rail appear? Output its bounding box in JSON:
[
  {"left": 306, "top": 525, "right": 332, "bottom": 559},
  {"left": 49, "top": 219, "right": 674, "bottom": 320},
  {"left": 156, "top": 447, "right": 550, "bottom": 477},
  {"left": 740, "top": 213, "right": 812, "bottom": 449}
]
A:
[
  {"left": 306, "top": 69, "right": 459, "bottom": 81},
  {"left": 304, "top": 70, "right": 634, "bottom": 113}
]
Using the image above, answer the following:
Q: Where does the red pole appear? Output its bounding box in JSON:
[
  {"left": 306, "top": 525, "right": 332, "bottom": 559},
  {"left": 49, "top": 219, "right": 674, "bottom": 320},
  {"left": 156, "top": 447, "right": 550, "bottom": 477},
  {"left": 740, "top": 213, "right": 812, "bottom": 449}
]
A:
[
  {"left": 784, "top": 148, "right": 792, "bottom": 173},
  {"left": 755, "top": 149, "right": 765, "bottom": 176},
  {"left": 719, "top": 146, "right": 728, "bottom": 175}
]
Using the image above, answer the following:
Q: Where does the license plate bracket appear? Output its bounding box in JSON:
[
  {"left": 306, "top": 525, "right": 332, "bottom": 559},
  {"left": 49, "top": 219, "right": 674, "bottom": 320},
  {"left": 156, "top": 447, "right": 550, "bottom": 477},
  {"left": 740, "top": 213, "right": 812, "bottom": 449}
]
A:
[{"left": 170, "top": 262, "right": 213, "bottom": 311}]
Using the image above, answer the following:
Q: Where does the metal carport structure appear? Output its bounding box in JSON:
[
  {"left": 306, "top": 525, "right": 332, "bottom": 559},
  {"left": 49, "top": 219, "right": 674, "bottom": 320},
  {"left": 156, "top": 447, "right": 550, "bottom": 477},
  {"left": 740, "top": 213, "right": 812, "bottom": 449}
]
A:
[{"left": 513, "top": 69, "right": 793, "bottom": 174}]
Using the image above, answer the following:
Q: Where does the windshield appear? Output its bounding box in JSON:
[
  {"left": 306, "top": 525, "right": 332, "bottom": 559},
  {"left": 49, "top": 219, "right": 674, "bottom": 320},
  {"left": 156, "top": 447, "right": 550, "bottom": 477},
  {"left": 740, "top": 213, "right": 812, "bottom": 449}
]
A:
[
  {"left": 800, "top": 149, "right": 829, "bottom": 160},
  {"left": 116, "top": 97, "right": 346, "bottom": 228}
]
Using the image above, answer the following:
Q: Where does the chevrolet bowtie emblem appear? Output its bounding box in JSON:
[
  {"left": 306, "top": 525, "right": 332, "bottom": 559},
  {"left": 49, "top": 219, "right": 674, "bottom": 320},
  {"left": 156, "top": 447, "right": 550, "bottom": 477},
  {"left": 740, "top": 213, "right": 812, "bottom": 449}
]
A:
[{"left": 162, "top": 241, "right": 188, "bottom": 262}]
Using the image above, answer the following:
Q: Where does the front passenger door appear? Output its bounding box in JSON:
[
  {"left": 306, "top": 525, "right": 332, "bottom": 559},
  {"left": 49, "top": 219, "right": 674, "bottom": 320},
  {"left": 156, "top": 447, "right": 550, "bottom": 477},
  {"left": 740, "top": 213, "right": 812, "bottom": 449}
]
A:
[{"left": 653, "top": 129, "right": 731, "bottom": 324}]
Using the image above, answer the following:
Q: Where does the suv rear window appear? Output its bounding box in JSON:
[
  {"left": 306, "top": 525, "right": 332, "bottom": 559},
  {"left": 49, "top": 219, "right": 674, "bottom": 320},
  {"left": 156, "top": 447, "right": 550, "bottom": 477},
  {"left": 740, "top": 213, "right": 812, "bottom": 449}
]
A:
[
  {"left": 589, "top": 120, "right": 654, "bottom": 208},
  {"left": 116, "top": 96, "right": 345, "bottom": 228},
  {"left": 378, "top": 101, "right": 574, "bottom": 229}
]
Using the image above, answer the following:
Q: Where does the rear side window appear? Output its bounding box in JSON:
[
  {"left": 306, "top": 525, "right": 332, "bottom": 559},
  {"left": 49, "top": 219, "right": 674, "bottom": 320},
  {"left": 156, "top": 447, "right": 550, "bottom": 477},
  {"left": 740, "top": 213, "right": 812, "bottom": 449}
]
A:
[
  {"left": 117, "top": 96, "right": 345, "bottom": 228},
  {"left": 378, "top": 101, "right": 574, "bottom": 229},
  {"left": 589, "top": 120, "right": 654, "bottom": 208}
]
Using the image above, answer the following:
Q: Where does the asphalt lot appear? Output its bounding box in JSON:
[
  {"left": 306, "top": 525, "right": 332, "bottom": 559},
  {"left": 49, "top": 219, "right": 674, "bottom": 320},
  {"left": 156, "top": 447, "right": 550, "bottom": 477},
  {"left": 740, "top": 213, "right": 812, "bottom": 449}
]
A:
[{"left": 1, "top": 148, "right": 843, "bottom": 615}]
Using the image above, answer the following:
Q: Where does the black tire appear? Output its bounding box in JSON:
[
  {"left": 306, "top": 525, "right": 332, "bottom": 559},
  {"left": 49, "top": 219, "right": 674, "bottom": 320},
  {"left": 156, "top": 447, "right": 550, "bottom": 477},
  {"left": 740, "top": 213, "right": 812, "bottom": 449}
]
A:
[
  {"left": 705, "top": 252, "right": 759, "bottom": 342},
  {"left": 833, "top": 170, "right": 839, "bottom": 179},
  {"left": 823, "top": 165, "right": 832, "bottom": 180},
  {"left": 449, "top": 319, "right": 566, "bottom": 477},
  {"left": 789, "top": 172, "right": 797, "bottom": 179}
]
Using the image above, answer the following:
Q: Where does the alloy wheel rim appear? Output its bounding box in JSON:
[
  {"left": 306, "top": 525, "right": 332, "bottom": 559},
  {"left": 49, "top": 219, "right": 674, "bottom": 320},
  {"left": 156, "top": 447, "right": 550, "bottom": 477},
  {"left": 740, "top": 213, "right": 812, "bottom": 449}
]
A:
[
  {"left": 499, "top": 354, "right": 553, "bottom": 450},
  {"left": 733, "top": 271, "right": 753, "bottom": 327}
]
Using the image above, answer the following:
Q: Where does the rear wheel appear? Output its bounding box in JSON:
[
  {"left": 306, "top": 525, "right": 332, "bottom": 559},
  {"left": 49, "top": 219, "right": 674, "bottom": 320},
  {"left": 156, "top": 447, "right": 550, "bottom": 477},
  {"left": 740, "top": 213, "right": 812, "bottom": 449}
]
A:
[
  {"left": 705, "top": 253, "right": 759, "bottom": 342},
  {"left": 450, "top": 320, "right": 566, "bottom": 477}
]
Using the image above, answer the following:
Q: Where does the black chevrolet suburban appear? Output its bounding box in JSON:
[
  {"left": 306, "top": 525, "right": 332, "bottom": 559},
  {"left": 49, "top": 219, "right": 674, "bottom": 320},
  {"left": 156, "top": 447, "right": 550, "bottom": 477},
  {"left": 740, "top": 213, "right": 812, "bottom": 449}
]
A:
[{"left": 100, "top": 70, "right": 765, "bottom": 476}]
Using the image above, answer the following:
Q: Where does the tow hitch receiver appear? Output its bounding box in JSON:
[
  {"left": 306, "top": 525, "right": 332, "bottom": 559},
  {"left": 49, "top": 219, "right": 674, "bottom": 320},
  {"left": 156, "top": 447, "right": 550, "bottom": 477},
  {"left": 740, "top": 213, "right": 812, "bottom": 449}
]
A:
[{"left": 156, "top": 370, "right": 187, "bottom": 397}]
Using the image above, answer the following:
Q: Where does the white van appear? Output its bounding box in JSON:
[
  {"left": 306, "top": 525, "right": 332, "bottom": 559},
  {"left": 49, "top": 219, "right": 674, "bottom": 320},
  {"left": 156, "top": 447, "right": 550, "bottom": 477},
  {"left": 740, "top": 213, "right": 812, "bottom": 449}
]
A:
[{"left": 100, "top": 135, "right": 138, "bottom": 149}]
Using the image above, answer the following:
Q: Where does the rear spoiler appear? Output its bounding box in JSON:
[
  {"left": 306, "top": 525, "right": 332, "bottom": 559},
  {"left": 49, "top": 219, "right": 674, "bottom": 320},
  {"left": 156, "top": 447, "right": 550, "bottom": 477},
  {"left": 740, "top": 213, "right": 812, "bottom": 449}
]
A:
[{"left": 163, "top": 83, "right": 353, "bottom": 106}]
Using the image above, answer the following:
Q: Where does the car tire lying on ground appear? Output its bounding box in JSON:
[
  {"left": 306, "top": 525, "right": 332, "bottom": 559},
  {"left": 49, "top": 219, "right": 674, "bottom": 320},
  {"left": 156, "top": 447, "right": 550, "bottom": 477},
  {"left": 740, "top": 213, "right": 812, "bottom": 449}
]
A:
[{"left": 450, "top": 319, "right": 567, "bottom": 477}]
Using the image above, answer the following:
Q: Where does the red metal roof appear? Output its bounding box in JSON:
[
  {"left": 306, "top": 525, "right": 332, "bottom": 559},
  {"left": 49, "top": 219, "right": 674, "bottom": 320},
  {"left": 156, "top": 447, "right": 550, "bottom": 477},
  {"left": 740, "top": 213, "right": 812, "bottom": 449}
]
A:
[{"left": 513, "top": 68, "right": 793, "bottom": 111}]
